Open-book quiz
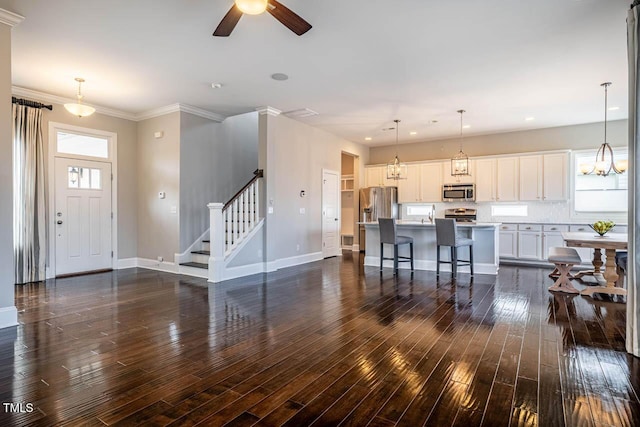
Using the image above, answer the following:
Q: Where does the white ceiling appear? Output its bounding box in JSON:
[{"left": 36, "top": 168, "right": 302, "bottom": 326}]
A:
[{"left": 1, "top": 0, "right": 631, "bottom": 146}]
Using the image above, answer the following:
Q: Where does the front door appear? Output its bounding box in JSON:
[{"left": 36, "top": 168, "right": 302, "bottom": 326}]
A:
[
  {"left": 322, "top": 169, "right": 340, "bottom": 258},
  {"left": 55, "top": 157, "right": 112, "bottom": 275}
]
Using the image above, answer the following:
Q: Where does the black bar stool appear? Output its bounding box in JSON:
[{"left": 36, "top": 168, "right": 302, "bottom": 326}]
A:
[
  {"left": 378, "top": 218, "right": 414, "bottom": 273},
  {"left": 435, "top": 218, "right": 473, "bottom": 278}
]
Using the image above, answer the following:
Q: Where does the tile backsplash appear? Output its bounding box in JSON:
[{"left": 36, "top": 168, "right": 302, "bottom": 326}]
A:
[{"left": 401, "top": 201, "right": 628, "bottom": 225}]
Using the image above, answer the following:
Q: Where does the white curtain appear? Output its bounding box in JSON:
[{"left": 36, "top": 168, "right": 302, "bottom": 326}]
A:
[
  {"left": 627, "top": 3, "right": 640, "bottom": 357},
  {"left": 13, "top": 103, "right": 47, "bottom": 284}
]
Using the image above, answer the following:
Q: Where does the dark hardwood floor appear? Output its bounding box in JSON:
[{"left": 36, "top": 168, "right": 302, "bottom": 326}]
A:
[{"left": 1, "top": 252, "right": 639, "bottom": 426}]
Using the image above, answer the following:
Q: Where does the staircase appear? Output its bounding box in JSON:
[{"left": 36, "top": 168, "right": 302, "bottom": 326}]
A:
[{"left": 179, "top": 170, "right": 263, "bottom": 280}]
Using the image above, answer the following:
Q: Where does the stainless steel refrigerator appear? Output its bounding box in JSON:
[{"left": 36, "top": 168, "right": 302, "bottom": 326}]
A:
[{"left": 359, "top": 186, "right": 398, "bottom": 252}]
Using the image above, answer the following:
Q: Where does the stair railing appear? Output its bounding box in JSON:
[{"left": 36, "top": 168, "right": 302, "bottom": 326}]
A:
[{"left": 208, "top": 169, "right": 263, "bottom": 282}]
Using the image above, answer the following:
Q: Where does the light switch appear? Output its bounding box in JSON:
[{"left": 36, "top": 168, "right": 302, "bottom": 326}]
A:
[
  {"left": 170, "top": 206, "right": 177, "bottom": 214},
  {"left": 299, "top": 208, "right": 305, "bottom": 214},
  {"left": 268, "top": 207, "right": 274, "bottom": 214}
]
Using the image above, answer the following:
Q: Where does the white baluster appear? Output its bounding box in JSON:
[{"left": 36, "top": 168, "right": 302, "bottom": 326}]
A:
[
  {"left": 255, "top": 181, "right": 260, "bottom": 222},
  {"left": 225, "top": 208, "right": 231, "bottom": 253},
  {"left": 248, "top": 183, "right": 254, "bottom": 228},
  {"left": 239, "top": 193, "right": 245, "bottom": 238},
  {"left": 233, "top": 199, "right": 239, "bottom": 248}
]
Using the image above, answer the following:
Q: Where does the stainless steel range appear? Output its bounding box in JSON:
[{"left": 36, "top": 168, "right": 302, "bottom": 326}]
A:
[{"left": 444, "top": 208, "right": 477, "bottom": 222}]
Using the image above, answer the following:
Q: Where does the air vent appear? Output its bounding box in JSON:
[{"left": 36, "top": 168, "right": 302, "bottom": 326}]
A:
[{"left": 284, "top": 108, "right": 319, "bottom": 118}]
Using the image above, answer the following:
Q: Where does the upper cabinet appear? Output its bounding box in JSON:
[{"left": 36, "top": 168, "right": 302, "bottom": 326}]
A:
[
  {"left": 442, "top": 159, "right": 474, "bottom": 185},
  {"left": 475, "top": 157, "right": 518, "bottom": 202},
  {"left": 398, "top": 163, "right": 442, "bottom": 203},
  {"left": 365, "top": 166, "right": 397, "bottom": 187},
  {"left": 519, "top": 153, "right": 569, "bottom": 201}
]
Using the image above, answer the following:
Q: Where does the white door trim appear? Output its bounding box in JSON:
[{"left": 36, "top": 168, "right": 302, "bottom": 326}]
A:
[
  {"left": 47, "top": 122, "right": 118, "bottom": 278},
  {"left": 322, "top": 168, "right": 341, "bottom": 258}
]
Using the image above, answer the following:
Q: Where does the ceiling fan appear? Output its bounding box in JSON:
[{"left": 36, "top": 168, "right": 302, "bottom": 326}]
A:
[{"left": 213, "top": 0, "right": 312, "bottom": 37}]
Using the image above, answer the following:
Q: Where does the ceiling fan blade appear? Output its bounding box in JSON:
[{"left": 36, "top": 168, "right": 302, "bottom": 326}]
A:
[
  {"left": 266, "top": 0, "right": 312, "bottom": 36},
  {"left": 213, "top": 5, "right": 243, "bottom": 37}
]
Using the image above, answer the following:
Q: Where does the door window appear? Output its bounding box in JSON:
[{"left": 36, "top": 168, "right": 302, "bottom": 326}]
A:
[{"left": 68, "top": 166, "right": 102, "bottom": 189}]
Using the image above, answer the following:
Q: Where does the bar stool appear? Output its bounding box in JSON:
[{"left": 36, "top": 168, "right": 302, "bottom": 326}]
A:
[
  {"left": 378, "top": 218, "right": 414, "bottom": 273},
  {"left": 435, "top": 218, "right": 473, "bottom": 278}
]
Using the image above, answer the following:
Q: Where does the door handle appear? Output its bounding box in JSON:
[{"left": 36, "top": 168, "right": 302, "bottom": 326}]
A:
[{"left": 57, "top": 220, "right": 63, "bottom": 225}]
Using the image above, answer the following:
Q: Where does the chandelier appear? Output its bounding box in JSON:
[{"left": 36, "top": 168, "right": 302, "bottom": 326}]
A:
[
  {"left": 451, "top": 109, "right": 470, "bottom": 177},
  {"left": 386, "top": 119, "right": 407, "bottom": 180},
  {"left": 64, "top": 78, "right": 95, "bottom": 118},
  {"left": 579, "top": 82, "right": 627, "bottom": 176}
]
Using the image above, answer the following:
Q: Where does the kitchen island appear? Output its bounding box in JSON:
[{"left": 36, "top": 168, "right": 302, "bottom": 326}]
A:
[{"left": 362, "top": 220, "right": 501, "bottom": 275}]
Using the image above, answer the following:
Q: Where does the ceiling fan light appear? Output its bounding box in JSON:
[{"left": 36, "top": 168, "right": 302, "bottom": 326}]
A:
[
  {"left": 234, "top": 0, "right": 268, "bottom": 15},
  {"left": 64, "top": 102, "right": 95, "bottom": 118}
]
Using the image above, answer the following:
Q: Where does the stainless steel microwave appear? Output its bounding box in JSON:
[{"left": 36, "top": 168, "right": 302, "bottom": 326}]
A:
[{"left": 442, "top": 183, "right": 475, "bottom": 202}]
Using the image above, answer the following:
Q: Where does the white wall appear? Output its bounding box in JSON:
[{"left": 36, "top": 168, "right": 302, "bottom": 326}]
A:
[
  {"left": 0, "top": 22, "right": 15, "bottom": 323},
  {"left": 260, "top": 113, "right": 369, "bottom": 264}
]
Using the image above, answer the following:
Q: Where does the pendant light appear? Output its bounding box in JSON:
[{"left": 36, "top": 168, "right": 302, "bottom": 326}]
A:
[
  {"left": 451, "top": 109, "right": 470, "bottom": 177},
  {"left": 64, "top": 78, "right": 95, "bottom": 118},
  {"left": 386, "top": 119, "right": 407, "bottom": 180},
  {"left": 579, "top": 82, "right": 627, "bottom": 176},
  {"left": 234, "top": 0, "right": 268, "bottom": 14}
]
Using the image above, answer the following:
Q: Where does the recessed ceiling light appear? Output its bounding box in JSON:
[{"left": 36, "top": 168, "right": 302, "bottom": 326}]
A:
[
  {"left": 430, "top": 120, "right": 438, "bottom": 124},
  {"left": 525, "top": 117, "right": 535, "bottom": 121},
  {"left": 462, "top": 125, "right": 471, "bottom": 129},
  {"left": 364, "top": 137, "right": 372, "bottom": 141},
  {"left": 409, "top": 131, "right": 417, "bottom": 135},
  {"left": 211, "top": 83, "right": 223, "bottom": 89},
  {"left": 271, "top": 73, "right": 289, "bottom": 81},
  {"left": 608, "top": 106, "right": 620, "bottom": 111}
]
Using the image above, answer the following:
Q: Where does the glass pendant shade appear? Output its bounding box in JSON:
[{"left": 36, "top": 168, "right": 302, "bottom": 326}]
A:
[
  {"left": 64, "top": 102, "right": 96, "bottom": 118},
  {"left": 581, "top": 82, "right": 626, "bottom": 177},
  {"left": 235, "top": 0, "right": 268, "bottom": 14},
  {"left": 64, "top": 78, "right": 95, "bottom": 118},
  {"left": 451, "top": 109, "right": 470, "bottom": 177},
  {"left": 386, "top": 119, "right": 407, "bottom": 180}
]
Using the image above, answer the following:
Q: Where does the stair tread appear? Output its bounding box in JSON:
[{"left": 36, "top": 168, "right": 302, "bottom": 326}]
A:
[
  {"left": 202, "top": 239, "right": 210, "bottom": 243},
  {"left": 180, "top": 262, "right": 208, "bottom": 269},
  {"left": 191, "top": 250, "right": 210, "bottom": 255}
]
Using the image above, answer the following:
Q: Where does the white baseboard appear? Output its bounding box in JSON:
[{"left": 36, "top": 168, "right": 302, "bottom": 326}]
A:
[
  {"left": 265, "top": 252, "right": 324, "bottom": 272},
  {"left": 116, "top": 258, "right": 138, "bottom": 269},
  {"left": 0, "top": 306, "right": 18, "bottom": 330},
  {"left": 137, "top": 258, "right": 177, "bottom": 274},
  {"left": 223, "top": 262, "right": 267, "bottom": 282},
  {"left": 364, "top": 256, "right": 499, "bottom": 275},
  {"left": 351, "top": 244, "right": 360, "bottom": 252}
]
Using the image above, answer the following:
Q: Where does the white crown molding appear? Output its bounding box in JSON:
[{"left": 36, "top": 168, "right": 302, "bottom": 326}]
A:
[
  {"left": 12, "top": 87, "right": 226, "bottom": 123},
  {"left": 256, "top": 106, "right": 281, "bottom": 116},
  {"left": 179, "top": 104, "right": 225, "bottom": 122},
  {"left": 12, "top": 86, "right": 138, "bottom": 120},
  {"left": 0, "top": 9, "right": 24, "bottom": 27}
]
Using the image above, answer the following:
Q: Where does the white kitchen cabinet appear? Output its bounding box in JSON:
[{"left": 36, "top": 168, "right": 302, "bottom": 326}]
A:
[
  {"left": 496, "top": 157, "right": 519, "bottom": 201},
  {"left": 519, "top": 155, "right": 543, "bottom": 201},
  {"left": 542, "top": 153, "right": 568, "bottom": 201},
  {"left": 398, "top": 164, "right": 421, "bottom": 203},
  {"left": 517, "top": 224, "right": 542, "bottom": 260},
  {"left": 442, "top": 159, "right": 474, "bottom": 184},
  {"left": 498, "top": 224, "right": 518, "bottom": 258},
  {"left": 420, "top": 162, "right": 443, "bottom": 202},
  {"left": 475, "top": 158, "right": 497, "bottom": 202},
  {"left": 365, "top": 166, "right": 397, "bottom": 187},
  {"left": 398, "top": 163, "right": 442, "bottom": 203}
]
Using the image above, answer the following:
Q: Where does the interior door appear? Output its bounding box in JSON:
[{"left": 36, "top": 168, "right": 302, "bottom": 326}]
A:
[
  {"left": 55, "top": 157, "right": 112, "bottom": 275},
  {"left": 322, "top": 169, "right": 340, "bottom": 258}
]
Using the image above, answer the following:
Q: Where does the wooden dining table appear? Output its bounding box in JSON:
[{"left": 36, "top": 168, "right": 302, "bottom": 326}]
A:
[{"left": 561, "top": 232, "right": 627, "bottom": 297}]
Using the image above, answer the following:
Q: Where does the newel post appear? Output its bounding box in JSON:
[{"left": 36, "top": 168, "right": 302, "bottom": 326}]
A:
[{"left": 207, "top": 203, "right": 225, "bottom": 283}]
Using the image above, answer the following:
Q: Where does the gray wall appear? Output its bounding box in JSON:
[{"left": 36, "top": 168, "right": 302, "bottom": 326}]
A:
[
  {"left": 261, "top": 113, "right": 369, "bottom": 262},
  {"left": 137, "top": 112, "right": 180, "bottom": 262},
  {"left": 369, "top": 119, "right": 628, "bottom": 164},
  {"left": 0, "top": 23, "right": 14, "bottom": 312},
  {"left": 179, "top": 111, "right": 258, "bottom": 252}
]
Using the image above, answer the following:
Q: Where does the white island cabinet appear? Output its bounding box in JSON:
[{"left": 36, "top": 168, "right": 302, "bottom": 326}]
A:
[{"left": 362, "top": 221, "right": 501, "bottom": 275}]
